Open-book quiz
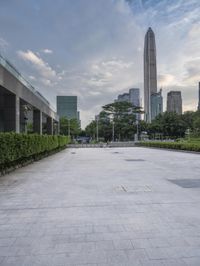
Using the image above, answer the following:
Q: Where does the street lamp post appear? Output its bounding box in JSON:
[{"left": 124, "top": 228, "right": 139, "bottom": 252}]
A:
[
  {"left": 112, "top": 120, "right": 115, "bottom": 142},
  {"left": 96, "top": 116, "right": 99, "bottom": 142},
  {"left": 134, "top": 119, "right": 139, "bottom": 142},
  {"left": 136, "top": 119, "right": 139, "bottom": 141},
  {"left": 68, "top": 119, "right": 70, "bottom": 137}
]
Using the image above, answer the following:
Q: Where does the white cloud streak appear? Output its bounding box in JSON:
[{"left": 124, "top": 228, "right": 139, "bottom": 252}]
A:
[
  {"left": 42, "top": 49, "right": 53, "bottom": 54},
  {"left": 17, "top": 50, "right": 57, "bottom": 84}
]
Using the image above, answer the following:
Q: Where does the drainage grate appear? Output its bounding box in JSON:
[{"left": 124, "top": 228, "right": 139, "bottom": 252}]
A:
[
  {"left": 125, "top": 159, "right": 145, "bottom": 162},
  {"left": 168, "top": 179, "right": 200, "bottom": 188}
]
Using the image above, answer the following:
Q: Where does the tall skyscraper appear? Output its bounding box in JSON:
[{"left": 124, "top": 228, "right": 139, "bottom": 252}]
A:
[
  {"left": 167, "top": 91, "right": 182, "bottom": 115},
  {"left": 144, "top": 27, "right": 157, "bottom": 122},
  {"left": 198, "top": 82, "right": 200, "bottom": 111}
]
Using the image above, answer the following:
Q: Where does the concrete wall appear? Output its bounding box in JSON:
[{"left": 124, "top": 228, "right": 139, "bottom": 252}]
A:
[
  {"left": 0, "top": 65, "right": 58, "bottom": 121},
  {"left": 0, "top": 55, "right": 61, "bottom": 134}
]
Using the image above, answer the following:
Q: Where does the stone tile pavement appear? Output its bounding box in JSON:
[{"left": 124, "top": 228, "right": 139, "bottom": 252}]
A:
[{"left": 0, "top": 147, "right": 200, "bottom": 265}]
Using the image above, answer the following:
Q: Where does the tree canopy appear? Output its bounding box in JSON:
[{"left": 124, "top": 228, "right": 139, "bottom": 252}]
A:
[{"left": 59, "top": 117, "right": 81, "bottom": 138}]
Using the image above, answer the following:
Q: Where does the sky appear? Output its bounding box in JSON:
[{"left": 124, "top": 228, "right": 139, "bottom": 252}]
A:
[{"left": 0, "top": 0, "right": 200, "bottom": 128}]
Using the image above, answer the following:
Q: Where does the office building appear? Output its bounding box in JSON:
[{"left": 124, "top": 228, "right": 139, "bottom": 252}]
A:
[
  {"left": 116, "top": 89, "right": 140, "bottom": 107},
  {"left": 57, "top": 96, "right": 78, "bottom": 119},
  {"left": 167, "top": 91, "right": 182, "bottom": 115},
  {"left": 151, "top": 89, "right": 163, "bottom": 120},
  {"left": 129, "top": 88, "right": 140, "bottom": 107},
  {"left": 116, "top": 88, "right": 141, "bottom": 120},
  {"left": 144, "top": 27, "right": 157, "bottom": 122},
  {"left": 129, "top": 88, "right": 141, "bottom": 120},
  {"left": 117, "top": 93, "right": 129, "bottom": 102}
]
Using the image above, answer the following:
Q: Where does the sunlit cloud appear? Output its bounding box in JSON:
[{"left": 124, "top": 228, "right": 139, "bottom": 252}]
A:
[
  {"left": 17, "top": 50, "right": 57, "bottom": 81},
  {"left": 42, "top": 49, "right": 53, "bottom": 54}
]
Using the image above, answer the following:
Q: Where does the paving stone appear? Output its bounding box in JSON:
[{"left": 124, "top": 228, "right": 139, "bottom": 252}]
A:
[
  {"left": 0, "top": 238, "right": 16, "bottom": 247},
  {"left": 113, "top": 239, "right": 133, "bottom": 250},
  {"left": 95, "top": 240, "right": 114, "bottom": 250},
  {"left": 0, "top": 147, "right": 200, "bottom": 265},
  {"left": 183, "top": 257, "right": 200, "bottom": 266}
]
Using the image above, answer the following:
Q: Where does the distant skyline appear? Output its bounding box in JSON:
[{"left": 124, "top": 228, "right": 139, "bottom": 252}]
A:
[{"left": 0, "top": 0, "right": 200, "bottom": 127}]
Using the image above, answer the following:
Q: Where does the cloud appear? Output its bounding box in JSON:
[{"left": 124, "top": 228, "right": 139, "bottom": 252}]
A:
[
  {"left": 183, "top": 58, "right": 200, "bottom": 85},
  {"left": 28, "top": 75, "right": 36, "bottom": 80},
  {"left": 42, "top": 49, "right": 53, "bottom": 54},
  {"left": 17, "top": 50, "right": 56, "bottom": 81},
  {"left": 158, "top": 74, "right": 176, "bottom": 87},
  {"left": 1, "top": 0, "right": 200, "bottom": 127}
]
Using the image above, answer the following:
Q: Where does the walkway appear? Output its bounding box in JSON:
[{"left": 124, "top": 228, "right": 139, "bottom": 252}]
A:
[{"left": 0, "top": 147, "right": 200, "bottom": 265}]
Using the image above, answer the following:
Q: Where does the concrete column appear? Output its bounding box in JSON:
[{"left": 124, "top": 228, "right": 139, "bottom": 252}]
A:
[
  {"left": 33, "top": 109, "right": 42, "bottom": 135},
  {"left": 4, "top": 94, "right": 20, "bottom": 133},
  {"left": 54, "top": 121, "right": 60, "bottom": 135},
  {"left": 46, "top": 117, "right": 53, "bottom": 135}
]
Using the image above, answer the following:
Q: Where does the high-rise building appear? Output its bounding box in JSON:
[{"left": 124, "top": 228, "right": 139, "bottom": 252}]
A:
[
  {"left": 144, "top": 27, "right": 157, "bottom": 122},
  {"left": 129, "top": 88, "right": 140, "bottom": 107},
  {"left": 116, "top": 89, "right": 140, "bottom": 107},
  {"left": 57, "top": 96, "right": 78, "bottom": 119},
  {"left": 198, "top": 82, "right": 200, "bottom": 111},
  {"left": 151, "top": 89, "right": 163, "bottom": 120},
  {"left": 129, "top": 88, "right": 141, "bottom": 120},
  {"left": 117, "top": 93, "right": 129, "bottom": 102},
  {"left": 167, "top": 91, "right": 182, "bottom": 115},
  {"left": 116, "top": 88, "right": 141, "bottom": 120}
]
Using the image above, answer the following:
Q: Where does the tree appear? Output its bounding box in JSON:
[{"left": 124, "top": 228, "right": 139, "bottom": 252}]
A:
[
  {"left": 193, "top": 116, "right": 200, "bottom": 136},
  {"left": 60, "top": 117, "right": 81, "bottom": 137},
  {"left": 85, "top": 120, "right": 97, "bottom": 140},
  {"left": 182, "top": 111, "right": 195, "bottom": 130},
  {"left": 149, "top": 112, "right": 187, "bottom": 139},
  {"left": 102, "top": 101, "right": 143, "bottom": 141}
]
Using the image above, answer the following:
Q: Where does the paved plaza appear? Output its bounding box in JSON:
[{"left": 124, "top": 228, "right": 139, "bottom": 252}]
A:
[{"left": 0, "top": 147, "right": 200, "bottom": 266}]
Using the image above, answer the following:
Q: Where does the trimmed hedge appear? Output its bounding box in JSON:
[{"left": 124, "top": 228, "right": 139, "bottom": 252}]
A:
[
  {"left": 0, "top": 133, "right": 69, "bottom": 169},
  {"left": 137, "top": 141, "right": 200, "bottom": 152}
]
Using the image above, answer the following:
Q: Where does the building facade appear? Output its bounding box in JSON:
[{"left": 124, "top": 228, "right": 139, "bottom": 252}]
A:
[
  {"left": 144, "top": 27, "right": 157, "bottom": 123},
  {"left": 57, "top": 96, "right": 78, "bottom": 120},
  {"left": 0, "top": 53, "right": 59, "bottom": 135},
  {"left": 167, "top": 91, "right": 182, "bottom": 115},
  {"left": 151, "top": 89, "right": 163, "bottom": 120},
  {"left": 117, "top": 93, "right": 129, "bottom": 102},
  {"left": 198, "top": 82, "right": 200, "bottom": 111},
  {"left": 129, "top": 88, "right": 141, "bottom": 120},
  {"left": 129, "top": 88, "right": 140, "bottom": 107}
]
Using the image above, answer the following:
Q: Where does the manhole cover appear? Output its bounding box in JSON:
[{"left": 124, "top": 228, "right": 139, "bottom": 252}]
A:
[
  {"left": 125, "top": 159, "right": 145, "bottom": 162},
  {"left": 112, "top": 152, "right": 120, "bottom": 154},
  {"left": 71, "top": 152, "right": 76, "bottom": 154},
  {"left": 168, "top": 179, "right": 200, "bottom": 188}
]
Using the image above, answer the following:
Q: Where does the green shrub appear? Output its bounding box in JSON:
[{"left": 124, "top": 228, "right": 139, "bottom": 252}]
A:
[
  {"left": 0, "top": 133, "right": 69, "bottom": 167},
  {"left": 138, "top": 141, "right": 200, "bottom": 152}
]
